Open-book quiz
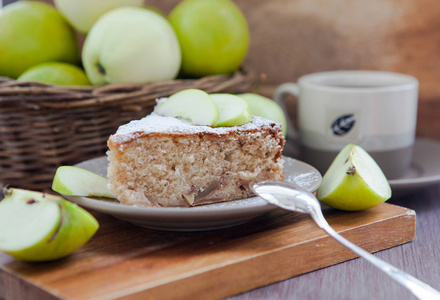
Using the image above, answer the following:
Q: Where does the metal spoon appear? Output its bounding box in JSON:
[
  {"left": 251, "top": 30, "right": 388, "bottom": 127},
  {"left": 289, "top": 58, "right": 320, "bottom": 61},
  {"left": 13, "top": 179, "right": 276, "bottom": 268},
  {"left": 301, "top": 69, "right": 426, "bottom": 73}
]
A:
[{"left": 252, "top": 180, "right": 440, "bottom": 300}]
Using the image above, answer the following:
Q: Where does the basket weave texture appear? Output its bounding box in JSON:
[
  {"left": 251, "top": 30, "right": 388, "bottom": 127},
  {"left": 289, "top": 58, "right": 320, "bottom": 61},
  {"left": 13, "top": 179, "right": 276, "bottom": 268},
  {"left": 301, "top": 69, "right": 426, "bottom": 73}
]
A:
[{"left": 0, "top": 69, "right": 255, "bottom": 191}]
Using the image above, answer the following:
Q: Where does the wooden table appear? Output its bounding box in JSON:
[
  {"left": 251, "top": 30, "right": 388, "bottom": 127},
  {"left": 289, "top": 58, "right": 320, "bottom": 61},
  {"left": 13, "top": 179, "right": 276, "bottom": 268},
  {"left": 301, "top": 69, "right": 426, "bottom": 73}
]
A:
[
  {"left": 228, "top": 184, "right": 440, "bottom": 300},
  {"left": 1, "top": 141, "right": 439, "bottom": 299},
  {"left": 224, "top": 140, "right": 440, "bottom": 300}
]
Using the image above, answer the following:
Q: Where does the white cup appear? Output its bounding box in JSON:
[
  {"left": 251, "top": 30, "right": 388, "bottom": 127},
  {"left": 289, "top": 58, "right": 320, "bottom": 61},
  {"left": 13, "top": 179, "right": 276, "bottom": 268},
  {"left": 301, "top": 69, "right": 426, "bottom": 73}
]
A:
[{"left": 273, "top": 70, "right": 419, "bottom": 179}]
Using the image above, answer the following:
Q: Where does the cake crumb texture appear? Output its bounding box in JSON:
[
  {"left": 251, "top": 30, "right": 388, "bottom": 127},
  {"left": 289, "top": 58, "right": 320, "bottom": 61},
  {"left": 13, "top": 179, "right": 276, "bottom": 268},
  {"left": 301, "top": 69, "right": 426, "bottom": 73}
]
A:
[{"left": 107, "top": 115, "right": 285, "bottom": 207}]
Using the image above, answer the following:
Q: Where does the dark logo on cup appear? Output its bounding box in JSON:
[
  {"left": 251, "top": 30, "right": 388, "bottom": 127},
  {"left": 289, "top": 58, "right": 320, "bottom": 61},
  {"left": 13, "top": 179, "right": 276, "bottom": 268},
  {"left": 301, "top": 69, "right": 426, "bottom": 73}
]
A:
[{"left": 331, "top": 114, "right": 356, "bottom": 136}]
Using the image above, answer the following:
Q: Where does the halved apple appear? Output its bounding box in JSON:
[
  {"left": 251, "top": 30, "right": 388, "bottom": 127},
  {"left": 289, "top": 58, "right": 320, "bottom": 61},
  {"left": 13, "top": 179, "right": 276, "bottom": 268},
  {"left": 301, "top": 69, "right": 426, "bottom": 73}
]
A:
[
  {"left": 0, "top": 188, "right": 99, "bottom": 261},
  {"left": 52, "top": 166, "right": 116, "bottom": 199},
  {"left": 210, "top": 93, "right": 252, "bottom": 127},
  {"left": 316, "top": 144, "right": 392, "bottom": 211},
  {"left": 155, "top": 89, "right": 218, "bottom": 126}
]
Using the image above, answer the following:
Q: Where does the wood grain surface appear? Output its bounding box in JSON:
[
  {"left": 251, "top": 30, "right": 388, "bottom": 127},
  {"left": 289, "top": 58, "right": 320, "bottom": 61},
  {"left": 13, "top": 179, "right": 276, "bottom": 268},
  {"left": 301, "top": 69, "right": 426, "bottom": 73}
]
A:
[
  {"left": 0, "top": 203, "right": 414, "bottom": 300},
  {"left": 228, "top": 185, "right": 440, "bottom": 300}
]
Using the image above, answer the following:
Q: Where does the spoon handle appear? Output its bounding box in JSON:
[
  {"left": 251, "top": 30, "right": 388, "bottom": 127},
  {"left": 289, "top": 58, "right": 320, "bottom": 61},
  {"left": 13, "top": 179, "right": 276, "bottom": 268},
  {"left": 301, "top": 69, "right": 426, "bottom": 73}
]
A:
[{"left": 310, "top": 209, "right": 440, "bottom": 300}]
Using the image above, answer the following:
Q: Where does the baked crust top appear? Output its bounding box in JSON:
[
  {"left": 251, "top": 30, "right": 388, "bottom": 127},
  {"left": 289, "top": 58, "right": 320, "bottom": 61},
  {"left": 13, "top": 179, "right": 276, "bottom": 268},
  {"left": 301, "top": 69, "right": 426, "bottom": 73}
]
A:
[{"left": 109, "top": 113, "right": 282, "bottom": 145}]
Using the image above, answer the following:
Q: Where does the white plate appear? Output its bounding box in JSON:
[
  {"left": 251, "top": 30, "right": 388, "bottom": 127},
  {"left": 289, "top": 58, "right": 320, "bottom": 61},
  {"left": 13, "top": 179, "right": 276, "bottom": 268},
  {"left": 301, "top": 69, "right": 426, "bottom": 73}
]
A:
[
  {"left": 389, "top": 138, "right": 440, "bottom": 193},
  {"left": 68, "top": 156, "right": 321, "bottom": 231}
]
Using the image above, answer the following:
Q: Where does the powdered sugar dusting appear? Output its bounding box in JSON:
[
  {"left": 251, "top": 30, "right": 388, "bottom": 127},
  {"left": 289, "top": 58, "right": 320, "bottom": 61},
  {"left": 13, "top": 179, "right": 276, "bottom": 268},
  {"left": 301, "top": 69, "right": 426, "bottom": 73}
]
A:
[{"left": 110, "top": 113, "right": 280, "bottom": 144}]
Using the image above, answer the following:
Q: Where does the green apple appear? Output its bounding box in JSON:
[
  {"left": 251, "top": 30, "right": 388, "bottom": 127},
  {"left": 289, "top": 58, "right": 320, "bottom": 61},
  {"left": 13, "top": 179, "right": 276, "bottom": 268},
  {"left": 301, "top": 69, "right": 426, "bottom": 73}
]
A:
[
  {"left": 52, "top": 166, "right": 116, "bottom": 199},
  {"left": 17, "top": 62, "right": 91, "bottom": 86},
  {"left": 0, "top": 188, "right": 99, "bottom": 262},
  {"left": 316, "top": 144, "right": 392, "bottom": 211},
  {"left": 155, "top": 89, "right": 219, "bottom": 126},
  {"left": 169, "top": 0, "right": 249, "bottom": 77},
  {"left": 54, "top": 0, "right": 144, "bottom": 34},
  {"left": 210, "top": 93, "right": 252, "bottom": 127},
  {"left": 82, "top": 6, "right": 181, "bottom": 85},
  {"left": 0, "top": 1, "right": 78, "bottom": 79},
  {"left": 239, "top": 93, "right": 288, "bottom": 136}
]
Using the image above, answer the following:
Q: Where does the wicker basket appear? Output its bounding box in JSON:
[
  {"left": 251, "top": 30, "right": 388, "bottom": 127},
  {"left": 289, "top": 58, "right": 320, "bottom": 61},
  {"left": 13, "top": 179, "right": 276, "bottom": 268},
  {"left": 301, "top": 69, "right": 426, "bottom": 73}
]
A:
[{"left": 0, "top": 69, "right": 255, "bottom": 191}]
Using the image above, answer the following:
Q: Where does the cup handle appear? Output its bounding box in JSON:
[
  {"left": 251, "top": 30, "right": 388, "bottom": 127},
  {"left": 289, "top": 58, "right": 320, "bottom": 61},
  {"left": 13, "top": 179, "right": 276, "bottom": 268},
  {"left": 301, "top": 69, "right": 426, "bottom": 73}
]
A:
[{"left": 273, "top": 83, "right": 299, "bottom": 140}]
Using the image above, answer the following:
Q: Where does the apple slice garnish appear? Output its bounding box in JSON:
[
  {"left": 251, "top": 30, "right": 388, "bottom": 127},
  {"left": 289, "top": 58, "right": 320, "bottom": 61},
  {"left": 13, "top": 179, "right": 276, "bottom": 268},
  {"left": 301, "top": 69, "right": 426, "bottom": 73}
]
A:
[
  {"left": 52, "top": 166, "right": 116, "bottom": 199},
  {"left": 0, "top": 188, "right": 99, "bottom": 261},
  {"left": 316, "top": 144, "right": 392, "bottom": 211},
  {"left": 210, "top": 93, "right": 252, "bottom": 127},
  {"left": 155, "top": 89, "right": 219, "bottom": 126},
  {"left": 238, "top": 93, "right": 287, "bottom": 136}
]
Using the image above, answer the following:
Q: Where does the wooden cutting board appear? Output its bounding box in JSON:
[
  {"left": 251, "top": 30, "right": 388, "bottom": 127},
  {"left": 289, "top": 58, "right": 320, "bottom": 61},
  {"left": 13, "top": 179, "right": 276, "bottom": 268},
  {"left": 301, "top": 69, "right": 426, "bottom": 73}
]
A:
[{"left": 0, "top": 203, "right": 415, "bottom": 300}]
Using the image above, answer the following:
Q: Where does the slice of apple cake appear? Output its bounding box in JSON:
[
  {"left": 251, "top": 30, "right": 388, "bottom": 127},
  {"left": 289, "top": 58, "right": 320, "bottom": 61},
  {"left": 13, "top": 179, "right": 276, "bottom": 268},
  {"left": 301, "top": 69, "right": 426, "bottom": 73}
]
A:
[{"left": 107, "top": 113, "right": 285, "bottom": 207}]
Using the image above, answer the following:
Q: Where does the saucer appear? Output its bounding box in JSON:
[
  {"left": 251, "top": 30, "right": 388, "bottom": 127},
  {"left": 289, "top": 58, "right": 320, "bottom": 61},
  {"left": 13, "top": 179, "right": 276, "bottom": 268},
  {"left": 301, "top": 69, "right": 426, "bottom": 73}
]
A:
[
  {"left": 69, "top": 156, "right": 322, "bottom": 231},
  {"left": 388, "top": 138, "right": 440, "bottom": 192}
]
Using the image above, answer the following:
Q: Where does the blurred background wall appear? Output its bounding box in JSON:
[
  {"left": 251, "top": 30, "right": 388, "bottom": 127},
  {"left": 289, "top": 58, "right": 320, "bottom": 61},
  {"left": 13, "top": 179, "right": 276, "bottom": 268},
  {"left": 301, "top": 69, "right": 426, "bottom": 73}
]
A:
[
  {"left": 4, "top": 0, "right": 440, "bottom": 139},
  {"left": 149, "top": 0, "right": 440, "bottom": 140}
]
